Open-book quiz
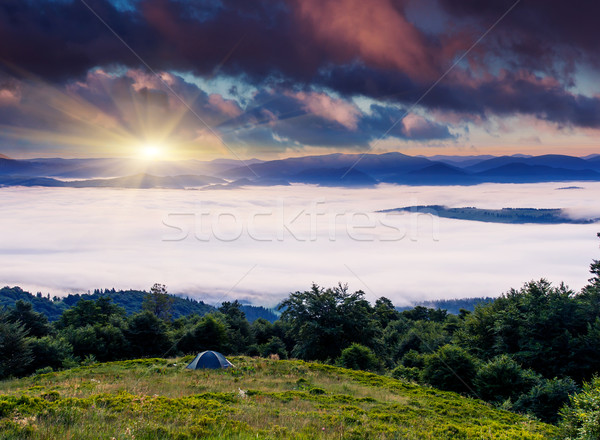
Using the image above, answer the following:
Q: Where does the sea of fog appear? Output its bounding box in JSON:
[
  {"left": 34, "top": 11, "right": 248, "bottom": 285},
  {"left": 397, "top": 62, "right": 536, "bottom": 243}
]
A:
[{"left": 1, "top": 182, "right": 599, "bottom": 306}]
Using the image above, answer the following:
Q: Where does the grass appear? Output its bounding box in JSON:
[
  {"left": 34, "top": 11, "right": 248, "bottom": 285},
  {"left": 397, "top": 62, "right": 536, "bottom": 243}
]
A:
[{"left": 0, "top": 356, "right": 558, "bottom": 439}]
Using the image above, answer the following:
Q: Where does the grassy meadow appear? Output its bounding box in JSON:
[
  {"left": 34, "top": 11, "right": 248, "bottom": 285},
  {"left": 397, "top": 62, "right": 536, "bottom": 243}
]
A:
[{"left": 0, "top": 356, "right": 558, "bottom": 439}]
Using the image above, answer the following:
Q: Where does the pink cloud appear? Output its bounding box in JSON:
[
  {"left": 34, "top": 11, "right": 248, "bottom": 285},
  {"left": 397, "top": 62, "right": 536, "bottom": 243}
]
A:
[
  {"left": 0, "top": 88, "right": 20, "bottom": 106},
  {"left": 293, "top": 0, "right": 447, "bottom": 80},
  {"left": 208, "top": 94, "right": 242, "bottom": 118},
  {"left": 290, "top": 91, "right": 361, "bottom": 129}
]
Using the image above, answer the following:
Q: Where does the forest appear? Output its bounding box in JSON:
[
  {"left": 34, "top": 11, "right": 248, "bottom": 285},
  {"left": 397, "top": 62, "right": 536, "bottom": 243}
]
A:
[{"left": 1, "top": 236, "right": 600, "bottom": 438}]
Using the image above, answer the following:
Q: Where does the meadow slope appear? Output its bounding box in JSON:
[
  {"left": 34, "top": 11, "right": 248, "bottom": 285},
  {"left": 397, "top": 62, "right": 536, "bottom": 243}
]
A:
[{"left": 0, "top": 357, "right": 557, "bottom": 439}]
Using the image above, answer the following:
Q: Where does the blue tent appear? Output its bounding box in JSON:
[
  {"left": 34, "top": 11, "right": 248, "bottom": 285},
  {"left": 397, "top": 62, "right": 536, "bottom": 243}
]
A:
[{"left": 186, "top": 351, "right": 234, "bottom": 370}]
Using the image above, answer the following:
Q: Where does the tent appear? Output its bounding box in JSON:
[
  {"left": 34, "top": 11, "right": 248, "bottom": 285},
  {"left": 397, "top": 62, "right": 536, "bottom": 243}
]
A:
[{"left": 186, "top": 351, "right": 234, "bottom": 370}]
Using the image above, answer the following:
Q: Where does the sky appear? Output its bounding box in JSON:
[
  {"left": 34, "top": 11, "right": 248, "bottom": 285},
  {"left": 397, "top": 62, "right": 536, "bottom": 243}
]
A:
[{"left": 1, "top": 0, "right": 600, "bottom": 160}]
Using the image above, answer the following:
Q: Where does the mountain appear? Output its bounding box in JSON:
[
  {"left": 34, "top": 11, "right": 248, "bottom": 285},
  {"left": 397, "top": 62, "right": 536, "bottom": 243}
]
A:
[
  {"left": 475, "top": 163, "right": 600, "bottom": 183},
  {"left": 396, "top": 297, "right": 495, "bottom": 314},
  {"left": 586, "top": 156, "right": 600, "bottom": 166},
  {"left": 0, "top": 286, "right": 279, "bottom": 322},
  {"left": 0, "top": 157, "right": 263, "bottom": 179},
  {"left": 383, "top": 163, "right": 476, "bottom": 185},
  {"left": 467, "top": 154, "right": 597, "bottom": 173},
  {"left": 0, "top": 175, "right": 69, "bottom": 187},
  {"left": 419, "top": 154, "right": 495, "bottom": 168},
  {"left": 2, "top": 152, "right": 600, "bottom": 188},
  {"left": 0, "top": 173, "right": 224, "bottom": 189},
  {"left": 289, "top": 167, "right": 378, "bottom": 186},
  {"left": 0, "top": 153, "right": 11, "bottom": 159},
  {"left": 219, "top": 152, "right": 433, "bottom": 180},
  {"left": 68, "top": 173, "right": 224, "bottom": 189}
]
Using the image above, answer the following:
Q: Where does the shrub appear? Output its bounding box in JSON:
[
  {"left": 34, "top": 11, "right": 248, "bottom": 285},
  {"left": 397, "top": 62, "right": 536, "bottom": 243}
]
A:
[
  {"left": 513, "top": 377, "right": 578, "bottom": 424},
  {"left": 0, "top": 316, "right": 31, "bottom": 379},
  {"left": 391, "top": 364, "right": 420, "bottom": 382},
  {"left": 420, "top": 345, "right": 478, "bottom": 394},
  {"left": 27, "top": 336, "right": 73, "bottom": 374},
  {"left": 337, "top": 343, "right": 381, "bottom": 372},
  {"left": 401, "top": 350, "right": 425, "bottom": 369},
  {"left": 258, "top": 336, "right": 288, "bottom": 359},
  {"left": 560, "top": 376, "right": 600, "bottom": 439},
  {"left": 474, "top": 355, "right": 539, "bottom": 402}
]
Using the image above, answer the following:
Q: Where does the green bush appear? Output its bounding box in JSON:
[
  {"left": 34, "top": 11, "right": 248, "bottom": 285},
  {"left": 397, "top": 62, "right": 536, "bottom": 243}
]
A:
[
  {"left": 474, "top": 355, "right": 538, "bottom": 402},
  {"left": 560, "top": 376, "right": 600, "bottom": 439},
  {"left": 258, "top": 336, "right": 288, "bottom": 359},
  {"left": 401, "top": 350, "right": 425, "bottom": 369},
  {"left": 0, "top": 315, "right": 31, "bottom": 379},
  {"left": 27, "top": 336, "right": 73, "bottom": 374},
  {"left": 391, "top": 364, "right": 420, "bottom": 382},
  {"left": 337, "top": 343, "right": 381, "bottom": 372},
  {"left": 420, "top": 345, "right": 478, "bottom": 394},
  {"left": 513, "top": 377, "right": 578, "bottom": 424}
]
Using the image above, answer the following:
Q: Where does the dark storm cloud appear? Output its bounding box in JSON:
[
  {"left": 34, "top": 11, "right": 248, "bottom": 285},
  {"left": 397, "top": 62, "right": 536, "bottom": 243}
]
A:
[
  {"left": 436, "top": 0, "right": 600, "bottom": 79},
  {"left": 2, "top": 0, "right": 600, "bottom": 130},
  {"left": 218, "top": 89, "right": 455, "bottom": 148}
]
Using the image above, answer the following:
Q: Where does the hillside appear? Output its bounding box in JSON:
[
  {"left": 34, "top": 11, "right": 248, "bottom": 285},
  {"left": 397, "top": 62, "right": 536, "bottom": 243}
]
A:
[
  {"left": 382, "top": 206, "right": 599, "bottom": 224},
  {"left": 0, "top": 286, "right": 278, "bottom": 322},
  {"left": 0, "top": 357, "right": 557, "bottom": 439}
]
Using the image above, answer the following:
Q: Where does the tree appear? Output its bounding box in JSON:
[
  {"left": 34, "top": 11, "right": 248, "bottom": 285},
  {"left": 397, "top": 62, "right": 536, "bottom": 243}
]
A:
[
  {"left": 219, "top": 301, "right": 254, "bottom": 354},
  {"left": 0, "top": 312, "right": 31, "bottom": 378},
  {"left": 57, "top": 297, "right": 125, "bottom": 329},
  {"left": 337, "top": 343, "right": 381, "bottom": 372},
  {"left": 177, "top": 314, "right": 228, "bottom": 354},
  {"left": 513, "top": 377, "right": 578, "bottom": 424},
  {"left": 454, "top": 279, "right": 592, "bottom": 380},
  {"left": 421, "top": 345, "right": 478, "bottom": 395},
  {"left": 474, "top": 355, "right": 538, "bottom": 403},
  {"left": 142, "top": 283, "right": 174, "bottom": 321},
  {"left": 258, "top": 336, "right": 288, "bottom": 359},
  {"left": 7, "top": 300, "right": 51, "bottom": 337},
  {"left": 27, "top": 336, "right": 73, "bottom": 373},
  {"left": 373, "top": 297, "right": 401, "bottom": 328},
  {"left": 126, "top": 311, "right": 172, "bottom": 357},
  {"left": 560, "top": 376, "right": 600, "bottom": 439},
  {"left": 279, "top": 283, "right": 378, "bottom": 361},
  {"left": 251, "top": 318, "right": 275, "bottom": 345}
]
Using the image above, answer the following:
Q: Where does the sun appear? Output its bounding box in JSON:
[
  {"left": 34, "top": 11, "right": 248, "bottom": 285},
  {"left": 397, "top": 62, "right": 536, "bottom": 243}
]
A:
[{"left": 140, "top": 143, "right": 164, "bottom": 160}]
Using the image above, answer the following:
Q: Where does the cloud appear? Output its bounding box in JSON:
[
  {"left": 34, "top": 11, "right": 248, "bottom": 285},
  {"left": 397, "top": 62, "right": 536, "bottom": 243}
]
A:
[
  {"left": 3, "top": 0, "right": 600, "bottom": 147},
  {"left": 217, "top": 89, "right": 455, "bottom": 149},
  {"left": 0, "top": 184, "right": 597, "bottom": 305},
  {"left": 290, "top": 91, "right": 361, "bottom": 130}
]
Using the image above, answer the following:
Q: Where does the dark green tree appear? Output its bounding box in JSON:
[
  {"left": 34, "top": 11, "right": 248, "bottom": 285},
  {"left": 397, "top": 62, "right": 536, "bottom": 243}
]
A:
[
  {"left": 0, "top": 312, "right": 31, "bottom": 378},
  {"left": 421, "top": 345, "right": 478, "bottom": 395},
  {"left": 7, "top": 300, "right": 51, "bottom": 337},
  {"left": 279, "top": 283, "right": 378, "bottom": 361},
  {"left": 27, "top": 336, "right": 74, "bottom": 373},
  {"left": 177, "top": 314, "right": 228, "bottom": 354},
  {"left": 559, "top": 376, "right": 600, "bottom": 438},
  {"left": 142, "top": 283, "right": 174, "bottom": 321},
  {"left": 258, "top": 336, "right": 288, "bottom": 359},
  {"left": 474, "top": 355, "right": 539, "bottom": 402},
  {"left": 512, "top": 377, "right": 578, "bottom": 424},
  {"left": 57, "top": 297, "right": 125, "bottom": 329},
  {"left": 373, "top": 297, "right": 401, "bottom": 329},
  {"left": 219, "top": 301, "right": 254, "bottom": 354},
  {"left": 337, "top": 343, "right": 381, "bottom": 371},
  {"left": 126, "top": 311, "right": 172, "bottom": 357}
]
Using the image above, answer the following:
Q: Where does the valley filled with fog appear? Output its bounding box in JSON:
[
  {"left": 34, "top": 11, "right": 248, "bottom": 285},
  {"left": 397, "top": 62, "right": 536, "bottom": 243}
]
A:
[{"left": 1, "top": 182, "right": 599, "bottom": 306}]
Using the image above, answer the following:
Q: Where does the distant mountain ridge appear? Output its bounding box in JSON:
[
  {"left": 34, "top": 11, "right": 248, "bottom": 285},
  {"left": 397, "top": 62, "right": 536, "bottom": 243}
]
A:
[
  {"left": 0, "top": 286, "right": 279, "bottom": 322},
  {"left": 0, "top": 152, "right": 599, "bottom": 188}
]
